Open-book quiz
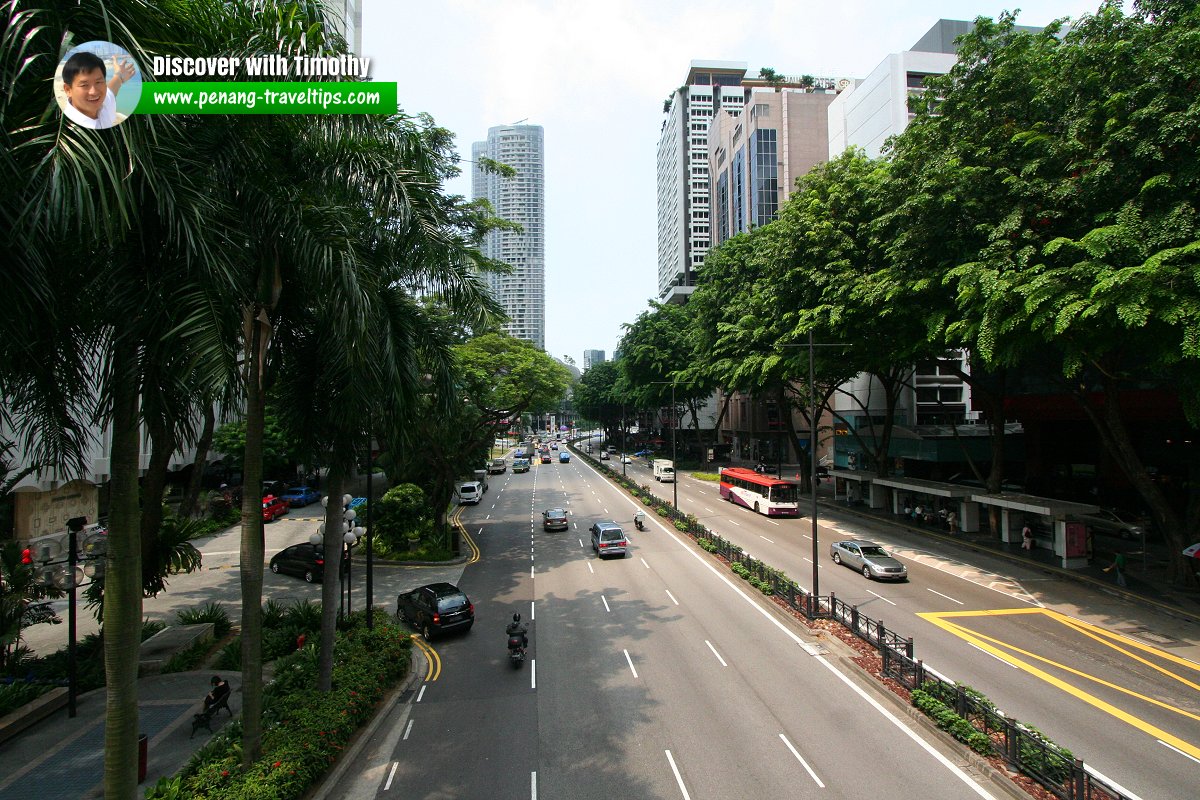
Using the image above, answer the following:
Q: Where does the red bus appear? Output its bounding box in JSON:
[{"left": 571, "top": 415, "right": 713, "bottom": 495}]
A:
[{"left": 719, "top": 468, "right": 800, "bottom": 517}]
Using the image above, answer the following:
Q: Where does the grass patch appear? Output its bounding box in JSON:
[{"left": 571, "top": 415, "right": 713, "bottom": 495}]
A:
[{"left": 691, "top": 472, "right": 720, "bottom": 481}]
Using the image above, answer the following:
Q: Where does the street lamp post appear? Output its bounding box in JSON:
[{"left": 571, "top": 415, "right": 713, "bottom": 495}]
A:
[
  {"left": 621, "top": 404, "right": 627, "bottom": 477},
  {"left": 365, "top": 426, "right": 374, "bottom": 629},
  {"left": 314, "top": 494, "right": 364, "bottom": 621}
]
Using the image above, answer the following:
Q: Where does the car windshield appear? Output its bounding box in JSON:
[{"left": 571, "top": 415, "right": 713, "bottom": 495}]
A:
[
  {"left": 437, "top": 594, "right": 469, "bottom": 612},
  {"left": 547, "top": 509, "right": 565, "bottom": 518},
  {"left": 860, "top": 546, "right": 889, "bottom": 558},
  {"left": 769, "top": 484, "right": 798, "bottom": 503}
]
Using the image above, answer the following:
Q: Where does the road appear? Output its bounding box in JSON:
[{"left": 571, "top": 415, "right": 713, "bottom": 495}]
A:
[
  {"left": 614, "top": 447, "right": 1200, "bottom": 800},
  {"left": 343, "top": 446, "right": 1004, "bottom": 799}
]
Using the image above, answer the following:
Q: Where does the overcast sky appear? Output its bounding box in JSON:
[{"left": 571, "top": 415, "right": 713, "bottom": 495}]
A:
[{"left": 363, "top": 0, "right": 1103, "bottom": 368}]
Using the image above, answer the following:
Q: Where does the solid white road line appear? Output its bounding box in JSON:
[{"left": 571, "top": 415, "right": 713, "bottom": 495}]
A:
[
  {"left": 867, "top": 590, "right": 897, "bottom": 606},
  {"left": 641, "top": 558, "right": 650, "bottom": 569},
  {"left": 587, "top": 562, "right": 594, "bottom": 574},
  {"left": 384, "top": 761, "right": 399, "bottom": 790},
  {"left": 1161, "top": 740, "right": 1200, "bottom": 767},
  {"left": 729, "top": 520, "right": 741, "bottom": 526},
  {"left": 970, "top": 643, "right": 1018, "bottom": 668},
  {"left": 665, "top": 589, "right": 679, "bottom": 605},
  {"left": 778, "top": 733, "right": 824, "bottom": 787},
  {"left": 531, "top": 659, "right": 537, "bottom": 689},
  {"left": 704, "top": 507, "right": 714, "bottom": 513},
  {"left": 624, "top": 648, "right": 638, "bottom": 678},
  {"left": 926, "top": 588, "right": 965, "bottom": 605},
  {"left": 477, "top": 527, "right": 483, "bottom": 535},
  {"left": 416, "top": 684, "right": 426, "bottom": 703},
  {"left": 705, "top": 640, "right": 728, "bottom": 667},
  {"left": 531, "top": 601, "right": 535, "bottom": 620},
  {"left": 766, "top": 519, "right": 780, "bottom": 526},
  {"left": 485, "top": 514, "right": 490, "bottom": 520},
  {"left": 665, "top": 750, "right": 692, "bottom": 800},
  {"left": 402, "top": 719, "right": 414, "bottom": 740},
  {"left": 601, "top": 595, "right": 611, "bottom": 613},
  {"left": 759, "top": 535, "right": 775, "bottom": 543},
  {"left": 578, "top": 538, "right": 584, "bottom": 548},
  {"left": 531, "top": 771, "right": 538, "bottom": 800}
]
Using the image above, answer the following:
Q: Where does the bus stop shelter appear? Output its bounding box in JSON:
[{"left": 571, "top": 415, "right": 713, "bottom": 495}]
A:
[
  {"left": 966, "top": 492, "right": 1099, "bottom": 568},
  {"left": 870, "top": 476, "right": 981, "bottom": 530}
]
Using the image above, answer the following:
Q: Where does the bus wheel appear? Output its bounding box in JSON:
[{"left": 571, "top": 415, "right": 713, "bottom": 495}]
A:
[{"left": 754, "top": 502, "right": 760, "bottom": 514}]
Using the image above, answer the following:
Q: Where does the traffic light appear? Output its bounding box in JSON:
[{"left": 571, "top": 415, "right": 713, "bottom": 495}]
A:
[{"left": 21, "top": 547, "right": 33, "bottom": 565}]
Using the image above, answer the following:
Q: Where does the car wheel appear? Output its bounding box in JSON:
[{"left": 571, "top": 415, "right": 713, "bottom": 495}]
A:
[
  {"left": 270, "top": 563, "right": 280, "bottom": 574},
  {"left": 832, "top": 552, "right": 842, "bottom": 565},
  {"left": 396, "top": 606, "right": 407, "bottom": 621},
  {"left": 304, "top": 570, "right": 315, "bottom": 583},
  {"left": 422, "top": 623, "right": 433, "bottom": 641},
  {"left": 862, "top": 565, "right": 873, "bottom": 580}
]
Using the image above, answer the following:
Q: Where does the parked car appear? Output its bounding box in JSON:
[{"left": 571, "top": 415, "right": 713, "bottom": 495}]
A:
[
  {"left": 599, "top": 450, "right": 610, "bottom": 460},
  {"left": 261, "top": 495, "right": 289, "bottom": 522},
  {"left": 513, "top": 458, "right": 530, "bottom": 473},
  {"left": 1075, "top": 508, "right": 1151, "bottom": 540},
  {"left": 269, "top": 542, "right": 339, "bottom": 583},
  {"left": 282, "top": 486, "right": 321, "bottom": 507},
  {"left": 458, "top": 481, "right": 483, "bottom": 504},
  {"left": 830, "top": 540, "right": 907, "bottom": 581},
  {"left": 542, "top": 508, "right": 569, "bottom": 531},
  {"left": 590, "top": 521, "right": 628, "bottom": 559},
  {"left": 395, "top": 582, "right": 475, "bottom": 640},
  {"left": 606, "top": 445, "right": 617, "bottom": 453},
  {"left": 559, "top": 451, "right": 570, "bottom": 463}
]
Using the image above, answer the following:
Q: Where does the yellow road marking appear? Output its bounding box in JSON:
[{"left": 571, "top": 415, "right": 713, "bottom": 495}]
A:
[
  {"left": 919, "top": 608, "right": 1200, "bottom": 760},
  {"left": 409, "top": 634, "right": 441, "bottom": 682}
]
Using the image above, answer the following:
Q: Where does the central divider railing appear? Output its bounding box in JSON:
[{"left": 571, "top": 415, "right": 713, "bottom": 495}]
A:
[{"left": 573, "top": 444, "right": 1130, "bottom": 800}]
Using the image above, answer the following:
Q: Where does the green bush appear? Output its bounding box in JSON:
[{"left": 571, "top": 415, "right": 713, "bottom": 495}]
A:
[
  {"left": 697, "top": 538, "right": 717, "bottom": 552},
  {"left": 911, "top": 689, "right": 994, "bottom": 755},
  {"left": 0, "top": 681, "right": 53, "bottom": 717},
  {"left": 673, "top": 520, "right": 689, "bottom": 531},
  {"left": 731, "top": 562, "right": 751, "bottom": 580},
  {"left": 213, "top": 640, "right": 241, "bottom": 671},
  {"left": 176, "top": 602, "right": 232, "bottom": 638},
  {"left": 1016, "top": 723, "right": 1074, "bottom": 783},
  {"left": 373, "top": 484, "right": 430, "bottom": 551},
  {"left": 149, "top": 616, "right": 413, "bottom": 800},
  {"left": 655, "top": 506, "right": 670, "bottom": 516},
  {"left": 162, "top": 637, "right": 215, "bottom": 674}
]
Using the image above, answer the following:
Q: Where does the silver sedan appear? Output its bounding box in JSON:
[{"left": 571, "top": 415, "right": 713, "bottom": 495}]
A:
[{"left": 830, "top": 540, "right": 908, "bottom": 581}]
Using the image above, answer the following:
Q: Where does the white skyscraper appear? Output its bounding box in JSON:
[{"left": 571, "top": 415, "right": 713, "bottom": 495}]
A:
[
  {"left": 472, "top": 124, "right": 546, "bottom": 349},
  {"left": 583, "top": 349, "right": 605, "bottom": 370}
]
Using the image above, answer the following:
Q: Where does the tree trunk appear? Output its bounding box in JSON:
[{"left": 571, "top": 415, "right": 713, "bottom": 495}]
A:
[
  {"left": 140, "top": 412, "right": 176, "bottom": 592},
  {"left": 180, "top": 405, "right": 216, "bottom": 517},
  {"left": 239, "top": 308, "right": 268, "bottom": 765},
  {"left": 318, "top": 460, "right": 346, "bottom": 691},
  {"left": 103, "top": 338, "right": 143, "bottom": 800}
]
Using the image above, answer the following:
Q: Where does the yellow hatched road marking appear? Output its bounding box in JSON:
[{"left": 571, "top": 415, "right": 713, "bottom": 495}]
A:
[{"left": 919, "top": 608, "right": 1200, "bottom": 759}]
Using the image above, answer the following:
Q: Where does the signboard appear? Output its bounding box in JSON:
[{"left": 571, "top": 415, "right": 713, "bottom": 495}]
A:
[{"left": 1065, "top": 521, "right": 1087, "bottom": 558}]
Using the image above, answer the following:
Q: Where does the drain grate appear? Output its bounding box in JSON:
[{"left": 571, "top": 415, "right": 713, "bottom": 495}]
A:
[{"left": 1121, "top": 627, "right": 1180, "bottom": 646}]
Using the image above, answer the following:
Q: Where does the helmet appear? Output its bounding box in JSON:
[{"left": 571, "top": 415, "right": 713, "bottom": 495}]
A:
[{"left": 512, "top": 613, "right": 521, "bottom": 623}]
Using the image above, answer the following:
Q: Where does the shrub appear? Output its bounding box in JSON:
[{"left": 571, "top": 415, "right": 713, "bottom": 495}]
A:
[
  {"left": 214, "top": 640, "right": 241, "bottom": 671},
  {"left": 281, "top": 600, "right": 323, "bottom": 632},
  {"left": 911, "top": 689, "right": 993, "bottom": 755},
  {"left": 373, "top": 484, "right": 430, "bottom": 551},
  {"left": 161, "top": 637, "right": 215, "bottom": 674},
  {"left": 673, "top": 520, "right": 689, "bottom": 532},
  {"left": 731, "top": 562, "right": 751, "bottom": 579},
  {"left": 655, "top": 506, "right": 670, "bottom": 517},
  {"left": 0, "top": 681, "right": 53, "bottom": 717},
  {"left": 176, "top": 602, "right": 232, "bottom": 637}
]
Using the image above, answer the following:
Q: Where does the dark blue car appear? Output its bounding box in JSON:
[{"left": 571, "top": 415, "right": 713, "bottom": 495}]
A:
[{"left": 282, "top": 486, "right": 322, "bottom": 507}]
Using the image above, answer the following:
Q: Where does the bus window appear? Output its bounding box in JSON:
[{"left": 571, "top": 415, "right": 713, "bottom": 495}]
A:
[{"left": 769, "top": 483, "right": 798, "bottom": 504}]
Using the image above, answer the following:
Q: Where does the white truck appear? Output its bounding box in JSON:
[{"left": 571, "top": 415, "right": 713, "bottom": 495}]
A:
[{"left": 653, "top": 460, "right": 675, "bottom": 483}]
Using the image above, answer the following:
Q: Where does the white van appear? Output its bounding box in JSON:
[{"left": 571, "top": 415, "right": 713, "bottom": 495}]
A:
[
  {"left": 653, "top": 460, "right": 675, "bottom": 483},
  {"left": 458, "top": 481, "right": 483, "bottom": 504}
]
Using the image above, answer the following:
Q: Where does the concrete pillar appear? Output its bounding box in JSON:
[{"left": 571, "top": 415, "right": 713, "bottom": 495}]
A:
[
  {"left": 867, "top": 482, "right": 885, "bottom": 509},
  {"left": 959, "top": 500, "right": 980, "bottom": 533}
]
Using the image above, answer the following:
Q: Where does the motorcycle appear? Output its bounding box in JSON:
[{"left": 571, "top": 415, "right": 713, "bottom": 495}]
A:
[
  {"left": 21, "top": 601, "right": 62, "bottom": 627},
  {"left": 507, "top": 633, "right": 526, "bottom": 666},
  {"left": 634, "top": 515, "right": 646, "bottom": 532}
]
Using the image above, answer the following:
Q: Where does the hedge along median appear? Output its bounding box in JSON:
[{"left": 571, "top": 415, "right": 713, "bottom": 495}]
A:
[{"left": 145, "top": 613, "right": 412, "bottom": 800}]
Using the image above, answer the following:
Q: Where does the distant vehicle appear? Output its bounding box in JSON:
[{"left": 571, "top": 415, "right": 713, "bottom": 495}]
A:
[
  {"left": 513, "top": 458, "right": 530, "bottom": 473},
  {"left": 559, "top": 451, "right": 570, "bottom": 463},
  {"left": 1075, "top": 508, "right": 1151, "bottom": 540},
  {"left": 589, "top": 521, "right": 628, "bottom": 559},
  {"left": 542, "top": 508, "right": 569, "bottom": 531},
  {"left": 269, "top": 542, "right": 338, "bottom": 583},
  {"left": 540, "top": 453, "right": 552, "bottom": 464},
  {"left": 606, "top": 445, "right": 617, "bottom": 453},
  {"left": 261, "top": 495, "right": 289, "bottom": 522},
  {"left": 599, "top": 451, "right": 610, "bottom": 460},
  {"left": 458, "top": 481, "right": 483, "bottom": 504},
  {"left": 719, "top": 468, "right": 800, "bottom": 517},
  {"left": 621, "top": 455, "right": 632, "bottom": 464},
  {"left": 395, "top": 582, "right": 474, "bottom": 640},
  {"left": 830, "top": 540, "right": 908, "bottom": 581},
  {"left": 653, "top": 460, "right": 675, "bottom": 482},
  {"left": 473, "top": 469, "right": 489, "bottom": 492},
  {"left": 282, "top": 486, "right": 321, "bottom": 507},
  {"left": 550, "top": 442, "right": 558, "bottom": 450},
  {"left": 488, "top": 458, "right": 507, "bottom": 474},
  {"left": 634, "top": 449, "right": 654, "bottom": 457}
]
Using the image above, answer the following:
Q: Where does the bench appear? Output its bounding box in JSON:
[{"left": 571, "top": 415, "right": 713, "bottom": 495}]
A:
[
  {"left": 0, "top": 686, "right": 69, "bottom": 746},
  {"left": 190, "top": 686, "right": 233, "bottom": 739}
]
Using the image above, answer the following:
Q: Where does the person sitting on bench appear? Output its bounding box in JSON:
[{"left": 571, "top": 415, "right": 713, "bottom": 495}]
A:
[{"left": 203, "top": 675, "right": 230, "bottom": 714}]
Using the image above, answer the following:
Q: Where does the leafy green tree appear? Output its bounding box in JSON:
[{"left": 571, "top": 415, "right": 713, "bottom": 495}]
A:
[
  {"left": 211, "top": 411, "right": 298, "bottom": 479},
  {"left": 573, "top": 361, "right": 627, "bottom": 444},
  {"left": 373, "top": 484, "right": 430, "bottom": 550}
]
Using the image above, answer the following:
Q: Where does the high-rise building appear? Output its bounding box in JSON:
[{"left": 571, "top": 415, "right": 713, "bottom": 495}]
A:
[
  {"left": 327, "top": 0, "right": 362, "bottom": 54},
  {"left": 583, "top": 350, "right": 605, "bottom": 370},
  {"left": 472, "top": 124, "right": 546, "bottom": 350}
]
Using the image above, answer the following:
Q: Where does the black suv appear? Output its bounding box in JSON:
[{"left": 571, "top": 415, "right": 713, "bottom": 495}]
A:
[{"left": 396, "top": 582, "right": 475, "bottom": 640}]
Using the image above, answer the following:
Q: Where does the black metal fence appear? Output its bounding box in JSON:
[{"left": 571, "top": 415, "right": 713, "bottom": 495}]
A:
[{"left": 579, "top": 451, "right": 1132, "bottom": 800}]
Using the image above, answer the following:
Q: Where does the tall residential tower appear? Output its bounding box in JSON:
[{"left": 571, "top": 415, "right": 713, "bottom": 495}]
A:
[{"left": 472, "top": 124, "right": 546, "bottom": 349}]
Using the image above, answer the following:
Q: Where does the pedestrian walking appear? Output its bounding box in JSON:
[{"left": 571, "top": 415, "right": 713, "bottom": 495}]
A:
[
  {"left": 1104, "top": 551, "right": 1128, "bottom": 587},
  {"left": 1021, "top": 522, "right": 1034, "bottom": 552},
  {"left": 947, "top": 510, "right": 958, "bottom": 535}
]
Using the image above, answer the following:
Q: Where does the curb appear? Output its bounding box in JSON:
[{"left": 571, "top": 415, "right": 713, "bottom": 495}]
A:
[{"left": 307, "top": 641, "right": 428, "bottom": 800}]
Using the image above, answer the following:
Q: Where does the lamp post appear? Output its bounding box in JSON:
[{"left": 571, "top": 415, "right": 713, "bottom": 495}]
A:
[
  {"left": 621, "top": 404, "right": 627, "bottom": 477},
  {"left": 365, "top": 425, "right": 375, "bottom": 629},
  {"left": 314, "top": 494, "right": 365, "bottom": 621}
]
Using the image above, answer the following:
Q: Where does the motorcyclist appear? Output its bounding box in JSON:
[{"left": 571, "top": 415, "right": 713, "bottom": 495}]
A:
[
  {"left": 506, "top": 613, "right": 528, "bottom": 651},
  {"left": 633, "top": 510, "right": 646, "bottom": 530}
]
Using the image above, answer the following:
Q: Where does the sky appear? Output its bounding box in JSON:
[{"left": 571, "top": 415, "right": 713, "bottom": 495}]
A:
[{"left": 363, "top": 0, "right": 1103, "bottom": 369}]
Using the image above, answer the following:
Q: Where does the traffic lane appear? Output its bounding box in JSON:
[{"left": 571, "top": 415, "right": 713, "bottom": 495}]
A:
[
  {"left": 616, "top": 520, "right": 997, "bottom": 799},
  {"left": 544, "top": 466, "right": 992, "bottom": 798},
  {"left": 386, "top": 481, "right": 537, "bottom": 799}
]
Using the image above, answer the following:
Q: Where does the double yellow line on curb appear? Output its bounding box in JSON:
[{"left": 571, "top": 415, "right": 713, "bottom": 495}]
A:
[
  {"left": 409, "top": 634, "right": 441, "bottom": 681},
  {"left": 451, "top": 506, "right": 480, "bottom": 564}
]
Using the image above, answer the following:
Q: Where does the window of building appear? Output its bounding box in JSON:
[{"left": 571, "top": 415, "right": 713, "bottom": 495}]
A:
[{"left": 752, "top": 103, "right": 770, "bottom": 118}]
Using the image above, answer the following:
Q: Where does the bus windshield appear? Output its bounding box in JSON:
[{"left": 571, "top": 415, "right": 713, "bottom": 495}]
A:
[{"left": 768, "top": 483, "right": 798, "bottom": 504}]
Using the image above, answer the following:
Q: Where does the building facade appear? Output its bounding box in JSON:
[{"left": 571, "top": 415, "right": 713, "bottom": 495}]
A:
[
  {"left": 582, "top": 350, "right": 605, "bottom": 370},
  {"left": 472, "top": 124, "right": 546, "bottom": 350}
]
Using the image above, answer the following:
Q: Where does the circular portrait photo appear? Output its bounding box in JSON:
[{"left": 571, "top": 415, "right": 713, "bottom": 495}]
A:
[{"left": 53, "top": 40, "right": 143, "bottom": 130}]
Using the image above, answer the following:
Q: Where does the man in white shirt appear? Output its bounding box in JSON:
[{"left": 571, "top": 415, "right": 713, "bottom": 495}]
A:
[{"left": 61, "top": 50, "right": 135, "bottom": 130}]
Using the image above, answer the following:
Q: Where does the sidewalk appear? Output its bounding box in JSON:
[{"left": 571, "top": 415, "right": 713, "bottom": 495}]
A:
[{"left": 0, "top": 671, "right": 238, "bottom": 799}]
